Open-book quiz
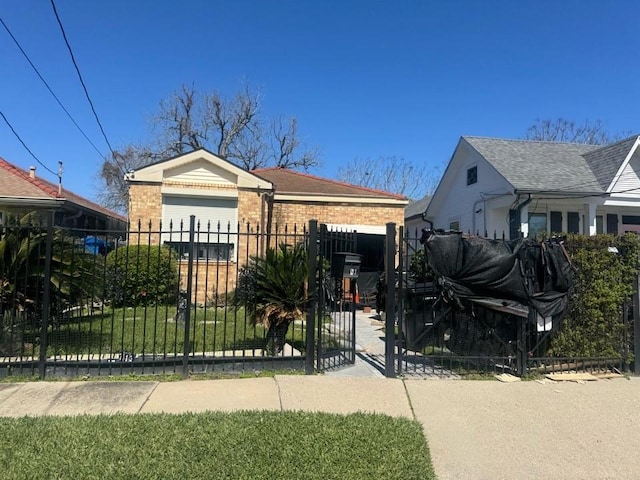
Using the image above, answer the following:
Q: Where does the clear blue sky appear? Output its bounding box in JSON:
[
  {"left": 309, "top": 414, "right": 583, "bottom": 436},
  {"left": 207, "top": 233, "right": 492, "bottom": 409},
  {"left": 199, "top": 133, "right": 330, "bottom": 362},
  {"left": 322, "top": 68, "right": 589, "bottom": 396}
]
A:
[{"left": 1, "top": 0, "right": 638, "bottom": 202}]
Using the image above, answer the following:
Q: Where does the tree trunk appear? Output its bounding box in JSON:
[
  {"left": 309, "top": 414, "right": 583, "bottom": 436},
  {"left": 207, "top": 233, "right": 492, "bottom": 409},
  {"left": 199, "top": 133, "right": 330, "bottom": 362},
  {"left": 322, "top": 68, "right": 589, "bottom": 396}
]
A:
[{"left": 265, "top": 321, "right": 290, "bottom": 356}]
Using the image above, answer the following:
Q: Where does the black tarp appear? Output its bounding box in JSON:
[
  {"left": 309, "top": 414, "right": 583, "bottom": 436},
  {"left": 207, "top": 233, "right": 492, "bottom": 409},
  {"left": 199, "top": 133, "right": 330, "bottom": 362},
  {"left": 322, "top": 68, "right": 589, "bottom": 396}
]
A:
[{"left": 421, "top": 231, "right": 573, "bottom": 320}]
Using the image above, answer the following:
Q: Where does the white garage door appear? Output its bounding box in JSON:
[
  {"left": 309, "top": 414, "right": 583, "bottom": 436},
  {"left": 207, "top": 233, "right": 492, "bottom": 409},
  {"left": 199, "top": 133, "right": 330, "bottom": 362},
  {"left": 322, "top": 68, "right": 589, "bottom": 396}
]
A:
[{"left": 161, "top": 195, "right": 238, "bottom": 260}]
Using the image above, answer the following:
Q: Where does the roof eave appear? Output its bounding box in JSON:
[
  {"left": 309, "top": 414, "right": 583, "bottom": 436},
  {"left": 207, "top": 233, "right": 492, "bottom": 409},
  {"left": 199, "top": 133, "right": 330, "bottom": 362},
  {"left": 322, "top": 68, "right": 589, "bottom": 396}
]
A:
[{"left": 513, "top": 189, "right": 604, "bottom": 197}]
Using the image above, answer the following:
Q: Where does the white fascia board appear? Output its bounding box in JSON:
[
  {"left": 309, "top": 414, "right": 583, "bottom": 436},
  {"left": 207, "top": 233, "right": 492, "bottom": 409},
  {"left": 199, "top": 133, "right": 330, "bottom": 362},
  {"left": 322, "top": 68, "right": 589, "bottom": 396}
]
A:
[
  {"left": 325, "top": 224, "right": 387, "bottom": 235},
  {"left": 274, "top": 193, "right": 408, "bottom": 206},
  {"left": 161, "top": 186, "right": 238, "bottom": 198},
  {"left": 606, "top": 136, "right": 640, "bottom": 193},
  {"left": 130, "top": 150, "right": 272, "bottom": 190},
  {"left": 602, "top": 197, "right": 640, "bottom": 207}
]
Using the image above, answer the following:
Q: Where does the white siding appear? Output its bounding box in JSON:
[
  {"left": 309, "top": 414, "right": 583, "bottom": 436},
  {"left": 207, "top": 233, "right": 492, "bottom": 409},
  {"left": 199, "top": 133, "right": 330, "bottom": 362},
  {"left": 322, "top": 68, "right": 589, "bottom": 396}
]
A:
[
  {"left": 610, "top": 153, "right": 640, "bottom": 197},
  {"left": 163, "top": 159, "right": 236, "bottom": 186},
  {"left": 431, "top": 145, "right": 511, "bottom": 234}
]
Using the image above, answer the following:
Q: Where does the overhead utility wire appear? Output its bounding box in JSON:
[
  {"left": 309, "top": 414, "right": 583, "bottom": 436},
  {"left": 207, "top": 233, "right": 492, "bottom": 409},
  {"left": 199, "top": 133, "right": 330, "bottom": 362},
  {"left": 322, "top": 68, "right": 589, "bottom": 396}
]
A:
[
  {"left": 49, "top": 0, "right": 114, "bottom": 155},
  {"left": 0, "top": 16, "right": 105, "bottom": 158},
  {"left": 0, "top": 109, "right": 58, "bottom": 176}
]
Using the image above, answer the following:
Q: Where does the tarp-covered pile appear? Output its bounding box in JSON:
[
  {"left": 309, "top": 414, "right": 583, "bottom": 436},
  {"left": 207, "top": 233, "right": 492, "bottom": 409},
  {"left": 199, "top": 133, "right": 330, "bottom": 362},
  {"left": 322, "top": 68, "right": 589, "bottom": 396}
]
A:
[{"left": 421, "top": 231, "right": 574, "bottom": 321}]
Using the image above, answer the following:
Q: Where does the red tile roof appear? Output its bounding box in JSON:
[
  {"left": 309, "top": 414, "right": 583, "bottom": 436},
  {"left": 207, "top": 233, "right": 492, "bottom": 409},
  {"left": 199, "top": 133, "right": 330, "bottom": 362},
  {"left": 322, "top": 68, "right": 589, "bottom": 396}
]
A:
[
  {"left": 0, "top": 157, "right": 126, "bottom": 221},
  {"left": 252, "top": 168, "right": 407, "bottom": 200}
]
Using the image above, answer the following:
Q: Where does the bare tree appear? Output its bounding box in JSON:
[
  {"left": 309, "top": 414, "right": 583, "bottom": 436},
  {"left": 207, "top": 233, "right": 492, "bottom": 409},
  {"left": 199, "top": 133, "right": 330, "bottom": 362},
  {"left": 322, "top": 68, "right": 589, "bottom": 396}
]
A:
[
  {"left": 523, "top": 118, "right": 631, "bottom": 145},
  {"left": 98, "top": 84, "right": 320, "bottom": 211},
  {"left": 97, "top": 145, "right": 157, "bottom": 213},
  {"left": 337, "top": 156, "right": 441, "bottom": 200}
]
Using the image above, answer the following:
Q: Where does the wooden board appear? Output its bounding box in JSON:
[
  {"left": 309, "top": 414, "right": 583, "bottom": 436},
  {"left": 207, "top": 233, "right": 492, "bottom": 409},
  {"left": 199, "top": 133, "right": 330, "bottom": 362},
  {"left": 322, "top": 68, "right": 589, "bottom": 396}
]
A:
[
  {"left": 495, "top": 373, "right": 521, "bottom": 383},
  {"left": 545, "top": 372, "right": 599, "bottom": 382}
]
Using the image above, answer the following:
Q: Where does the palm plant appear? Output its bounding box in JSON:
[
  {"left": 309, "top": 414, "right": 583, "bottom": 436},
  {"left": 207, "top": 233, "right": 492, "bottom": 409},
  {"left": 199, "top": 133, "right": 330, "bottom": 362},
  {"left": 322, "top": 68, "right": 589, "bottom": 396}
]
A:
[
  {"left": 237, "top": 242, "right": 309, "bottom": 355},
  {"left": 0, "top": 213, "right": 102, "bottom": 327}
]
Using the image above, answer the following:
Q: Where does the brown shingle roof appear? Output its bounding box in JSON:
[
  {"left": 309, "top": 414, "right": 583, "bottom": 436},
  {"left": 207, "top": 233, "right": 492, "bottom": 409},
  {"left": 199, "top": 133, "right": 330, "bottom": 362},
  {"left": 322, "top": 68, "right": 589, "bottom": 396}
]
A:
[
  {"left": 252, "top": 168, "right": 407, "bottom": 200},
  {"left": 0, "top": 157, "right": 126, "bottom": 221}
]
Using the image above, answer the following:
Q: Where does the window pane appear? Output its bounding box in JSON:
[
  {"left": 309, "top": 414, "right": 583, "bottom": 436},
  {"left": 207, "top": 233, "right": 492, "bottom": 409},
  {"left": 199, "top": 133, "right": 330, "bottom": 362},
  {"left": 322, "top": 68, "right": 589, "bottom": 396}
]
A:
[
  {"left": 165, "top": 242, "right": 233, "bottom": 261},
  {"left": 466, "top": 166, "right": 477, "bottom": 185},
  {"left": 550, "top": 211, "right": 562, "bottom": 233},
  {"left": 596, "top": 216, "right": 603, "bottom": 234},
  {"left": 567, "top": 212, "right": 579, "bottom": 234},
  {"left": 528, "top": 213, "right": 547, "bottom": 238}
]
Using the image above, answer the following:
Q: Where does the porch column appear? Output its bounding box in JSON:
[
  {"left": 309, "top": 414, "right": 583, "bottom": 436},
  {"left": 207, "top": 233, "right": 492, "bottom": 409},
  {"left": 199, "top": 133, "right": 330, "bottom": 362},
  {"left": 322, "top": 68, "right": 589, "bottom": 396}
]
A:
[
  {"left": 519, "top": 204, "right": 529, "bottom": 238},
  {"left": 584, "top": 202, "right": 597, "bottom": 236}
]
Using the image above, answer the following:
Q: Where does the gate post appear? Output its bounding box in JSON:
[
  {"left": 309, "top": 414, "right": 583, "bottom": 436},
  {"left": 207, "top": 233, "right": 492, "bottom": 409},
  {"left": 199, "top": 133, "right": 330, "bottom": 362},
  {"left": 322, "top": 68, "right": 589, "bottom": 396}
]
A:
[
  {"left": 634, "top": 274, "right": 640, "bottom": 375},
  {"left": 38, "top": 210, "right": 54, "bottom": 379},
  {"left": 305, "top": 220, "right": 318, "bottom": 374},
  {"left": 517, "top": 309, "right": 533, "bottom": 376},
  {"left": 385, "top": 222, "right": 396, "bottom": 378},
  {"left": 182, "top": 215, "right": 196, "bottom": 378}
]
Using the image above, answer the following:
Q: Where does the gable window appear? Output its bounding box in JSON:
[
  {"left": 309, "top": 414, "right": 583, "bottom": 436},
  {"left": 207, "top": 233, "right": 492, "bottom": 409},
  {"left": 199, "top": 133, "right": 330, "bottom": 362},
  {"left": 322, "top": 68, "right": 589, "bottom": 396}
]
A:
[
  {"left": 466, "top": 166, "right": 478, "bottom": 186},
  {"left": 528, "top": 213, "right": 547, "bottom": 239}
]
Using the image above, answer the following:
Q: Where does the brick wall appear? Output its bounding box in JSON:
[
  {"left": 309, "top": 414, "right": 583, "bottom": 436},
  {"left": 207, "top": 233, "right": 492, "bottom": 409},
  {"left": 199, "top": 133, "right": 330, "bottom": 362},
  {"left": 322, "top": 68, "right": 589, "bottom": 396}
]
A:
[
  {"left": 128, "top": 181, "right": 405, "bottom": 302},
  {"left": 271, "top": 201, "right": 405, "bottom": 231}
]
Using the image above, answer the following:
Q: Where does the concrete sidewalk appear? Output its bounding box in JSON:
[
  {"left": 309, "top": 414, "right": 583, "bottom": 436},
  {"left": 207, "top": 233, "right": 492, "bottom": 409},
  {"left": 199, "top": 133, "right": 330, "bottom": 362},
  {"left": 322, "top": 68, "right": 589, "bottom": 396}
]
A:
[{"left": 1, "top": 375, "right": 639, "bottom": 480}]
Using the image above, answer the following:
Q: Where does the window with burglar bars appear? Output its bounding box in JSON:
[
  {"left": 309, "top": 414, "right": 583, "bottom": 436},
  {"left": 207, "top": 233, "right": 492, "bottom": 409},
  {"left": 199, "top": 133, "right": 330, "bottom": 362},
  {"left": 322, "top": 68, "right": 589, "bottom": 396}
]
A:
[{"left": 165, "top": 241, "right": 235, "bottom": 261}]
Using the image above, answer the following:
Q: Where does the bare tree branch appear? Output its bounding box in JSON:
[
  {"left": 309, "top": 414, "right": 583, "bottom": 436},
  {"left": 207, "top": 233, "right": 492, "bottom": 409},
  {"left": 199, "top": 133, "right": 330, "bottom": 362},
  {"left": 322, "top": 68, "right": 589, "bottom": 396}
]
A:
[
  {"left": 523, "top": 118, "right": 631, "bottom": 145},
  {"left": 97, "top": 83, "right": 321, "bottom": 211},
  {"left": 337, "top": 156, "right": 441, "bottom": 200},
  {"left": 97, "top": 145, "right": 156, "bottom": 213}
]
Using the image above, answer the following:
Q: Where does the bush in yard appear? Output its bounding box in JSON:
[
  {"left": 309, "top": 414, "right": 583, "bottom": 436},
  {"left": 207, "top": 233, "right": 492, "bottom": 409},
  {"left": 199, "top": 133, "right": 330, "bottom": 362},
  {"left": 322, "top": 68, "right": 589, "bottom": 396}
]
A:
[
  {"left": 548, "top": 233, "right": 640, "bottom": 358},
  {"left": 105, "top": 245, "right": 179, "bottom": 307},
  {"left": 234, "top": 242, "right": 309, "bottom": 355}
]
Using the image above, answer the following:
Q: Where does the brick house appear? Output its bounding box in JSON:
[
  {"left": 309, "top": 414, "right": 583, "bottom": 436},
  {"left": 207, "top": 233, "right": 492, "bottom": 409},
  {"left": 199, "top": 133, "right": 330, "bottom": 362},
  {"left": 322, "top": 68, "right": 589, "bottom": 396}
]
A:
[{"left": 127, "top": 149, "right": 408, "bottom": 300}]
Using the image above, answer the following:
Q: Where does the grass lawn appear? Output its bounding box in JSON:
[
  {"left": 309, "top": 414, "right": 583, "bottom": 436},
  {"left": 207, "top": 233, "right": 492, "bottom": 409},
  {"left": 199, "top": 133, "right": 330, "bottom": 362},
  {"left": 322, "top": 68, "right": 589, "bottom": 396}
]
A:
[
  {"left": 0, "top": 411, "right": 435, "bottom": 480},
  {"left": 19, "top": 306, "right": 306, "bottom": 357}
]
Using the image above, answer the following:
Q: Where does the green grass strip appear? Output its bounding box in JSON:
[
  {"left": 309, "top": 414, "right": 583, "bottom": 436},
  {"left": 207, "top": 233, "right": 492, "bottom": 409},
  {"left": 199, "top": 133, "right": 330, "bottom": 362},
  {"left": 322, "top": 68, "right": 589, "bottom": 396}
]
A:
[{"left": 0, "top": 411, "right": 435, "bottom": 480}]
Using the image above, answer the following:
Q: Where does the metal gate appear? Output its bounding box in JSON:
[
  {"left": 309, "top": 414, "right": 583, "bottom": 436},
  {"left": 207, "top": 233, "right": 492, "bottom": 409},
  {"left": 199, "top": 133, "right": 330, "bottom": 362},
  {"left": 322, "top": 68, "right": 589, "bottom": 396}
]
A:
[{"left": 305, "top": 221, "right": 358, "bottom": 372}]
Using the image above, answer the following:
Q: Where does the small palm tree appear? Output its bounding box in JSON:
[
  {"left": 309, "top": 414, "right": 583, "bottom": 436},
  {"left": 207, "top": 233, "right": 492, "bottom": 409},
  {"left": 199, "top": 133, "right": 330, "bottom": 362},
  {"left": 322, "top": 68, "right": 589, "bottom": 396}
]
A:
[
  {"left": 239, "top": 242, "right": 309, "bottom": 355},
  {"left": 0, "top": 213, "right": 102, "bottom": 325}
]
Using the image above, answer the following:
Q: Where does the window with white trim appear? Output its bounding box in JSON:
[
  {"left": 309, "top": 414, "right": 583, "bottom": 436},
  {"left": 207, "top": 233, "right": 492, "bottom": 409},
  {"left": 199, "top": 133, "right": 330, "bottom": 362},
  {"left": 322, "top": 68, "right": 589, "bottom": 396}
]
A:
[
  {"left": 165, "top": 241, "right": 234, "bottom": 262},
  {"left": 466, "top": 166, "right": 478, "bottom": 186},
  {"left": 161, "top": 195, "right": 238, "bottom": 261}
]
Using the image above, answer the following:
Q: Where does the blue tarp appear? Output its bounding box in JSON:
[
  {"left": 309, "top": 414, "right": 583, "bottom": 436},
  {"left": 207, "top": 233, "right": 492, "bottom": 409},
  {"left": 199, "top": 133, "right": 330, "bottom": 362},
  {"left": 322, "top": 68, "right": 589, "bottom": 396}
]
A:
[{"left": 84, "top": 236, "right": 106, "bottom": 255}]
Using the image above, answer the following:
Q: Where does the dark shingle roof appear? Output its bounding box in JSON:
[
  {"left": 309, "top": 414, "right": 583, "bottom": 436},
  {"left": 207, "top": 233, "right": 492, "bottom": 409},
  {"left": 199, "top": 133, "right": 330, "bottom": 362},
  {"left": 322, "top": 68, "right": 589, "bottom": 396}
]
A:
[
  {"left": 252, "top": 168, "right": 407, "bottom": 200},
  {"left": 463, "top": 137, "right": 603, "bottom": 192},
  {"left": 405, "top": 195, "right": 431, "bottom": 220},
  {"left": 582, "top": 135, "right": 639, "bottom": 190}
]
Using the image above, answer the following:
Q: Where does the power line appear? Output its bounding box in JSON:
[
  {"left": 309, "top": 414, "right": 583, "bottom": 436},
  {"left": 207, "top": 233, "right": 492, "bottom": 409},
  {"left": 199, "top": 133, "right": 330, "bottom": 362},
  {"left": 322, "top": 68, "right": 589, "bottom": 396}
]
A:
[
  {"left": 0, "top": 15, "right": 105, "bottom": 158},
  {"left": 0, "top": 109, "right": 58, "bottom": 176},
  {"left": 49, "top": 0, "right": 114, "bottom": 155}
]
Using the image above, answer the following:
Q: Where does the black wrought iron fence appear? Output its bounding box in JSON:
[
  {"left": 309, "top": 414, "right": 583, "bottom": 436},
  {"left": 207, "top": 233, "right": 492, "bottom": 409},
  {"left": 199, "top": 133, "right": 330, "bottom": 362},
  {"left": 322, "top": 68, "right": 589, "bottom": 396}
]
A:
[
  {"left": 0, "top": 213, "right": 309, "bottom": 379},
  {"left": 390, "top": 226, "right": 637, "bottom": 378}
]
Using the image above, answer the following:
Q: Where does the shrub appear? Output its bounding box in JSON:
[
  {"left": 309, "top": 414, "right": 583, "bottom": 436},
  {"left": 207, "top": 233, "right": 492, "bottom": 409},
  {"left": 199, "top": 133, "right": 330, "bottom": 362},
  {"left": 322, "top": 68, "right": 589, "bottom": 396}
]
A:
[
  {"left": 548, "top": 233, "right": 640, "bottom": 358},
  {"left": 105, "top": 245, "right": 179, "bottom": 307}
]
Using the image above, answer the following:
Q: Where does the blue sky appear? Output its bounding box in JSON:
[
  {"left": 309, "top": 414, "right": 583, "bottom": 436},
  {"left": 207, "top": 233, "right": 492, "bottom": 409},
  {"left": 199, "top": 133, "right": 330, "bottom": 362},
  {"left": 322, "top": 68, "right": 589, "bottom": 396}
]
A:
[{"left": 1, "top": 1, "right": 638, "bottom": 202}]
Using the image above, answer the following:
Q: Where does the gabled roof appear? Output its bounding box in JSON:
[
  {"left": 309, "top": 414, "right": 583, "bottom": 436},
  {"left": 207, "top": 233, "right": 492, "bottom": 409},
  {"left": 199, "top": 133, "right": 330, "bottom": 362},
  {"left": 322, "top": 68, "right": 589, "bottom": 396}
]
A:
[
  {"left": 130, "top": 148, "right": 272, "bottom": 189},
  {"left": 405, "top": 195, "right": 431, "bottom": 220},
  {"left": 252, "top": 167, "right": 408, "bottom": 201},
  {"left": 0, "top": 156, "right": 125, "bottom": 221},
  {"left": 462, "top": 137, "right": 603, "bottom": 193},
  {"left": 582, "top": 135, "right": 640, "bottom": 190}
]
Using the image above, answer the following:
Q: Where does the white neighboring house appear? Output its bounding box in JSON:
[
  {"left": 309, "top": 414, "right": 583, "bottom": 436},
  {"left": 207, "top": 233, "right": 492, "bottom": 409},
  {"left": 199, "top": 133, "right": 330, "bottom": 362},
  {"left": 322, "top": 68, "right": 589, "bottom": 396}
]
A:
[
  {"left": 404, "top": 195, "right": 431, "bottom": 242},
  {"left": 426, "top": 135, "right": 640, "bottom": 239}
]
